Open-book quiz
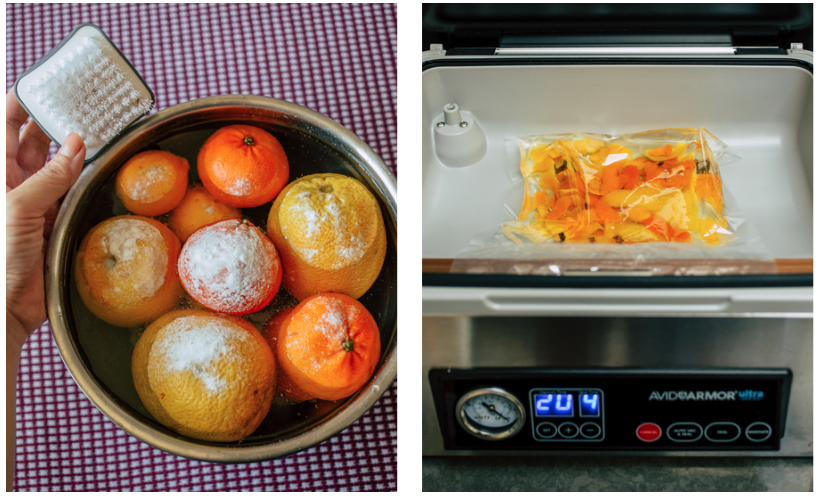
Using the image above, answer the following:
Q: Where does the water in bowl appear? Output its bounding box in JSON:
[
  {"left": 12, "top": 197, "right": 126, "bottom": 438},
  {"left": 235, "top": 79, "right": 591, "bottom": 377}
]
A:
[{"left": 68, "top": 122, "right": 396, "bottom": 446}]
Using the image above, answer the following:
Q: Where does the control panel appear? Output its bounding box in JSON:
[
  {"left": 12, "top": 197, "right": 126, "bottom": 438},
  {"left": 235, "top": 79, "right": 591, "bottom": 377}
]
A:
[
  {"left": 430, "top": 368, "right": 791, "bottom": 451},
  {"left": 530, "top": 388, "right": 605, "bottom": 442}
]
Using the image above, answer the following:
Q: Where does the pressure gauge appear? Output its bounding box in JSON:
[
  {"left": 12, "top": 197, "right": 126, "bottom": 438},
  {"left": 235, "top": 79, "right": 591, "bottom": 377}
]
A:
[{"left": 455, "top": 387, "right": 526, "bottom": 441}]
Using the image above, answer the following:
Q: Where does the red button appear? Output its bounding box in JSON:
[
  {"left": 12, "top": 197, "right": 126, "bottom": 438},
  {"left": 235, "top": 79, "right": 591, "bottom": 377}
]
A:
[{"left": 637, "top": 423, "right": 662, "bottom": 442}]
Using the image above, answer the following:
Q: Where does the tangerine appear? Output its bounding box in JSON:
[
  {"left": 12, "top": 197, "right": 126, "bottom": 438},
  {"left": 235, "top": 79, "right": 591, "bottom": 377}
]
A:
[
  {"left": 132, "top": 309, "right": 276, "bottom": 442},
  {"left": 197, "top": 124, "right": 289, "bottom": 208},
  {"left": 167, "top": 184, "right": 242, "bottom": 243},
  {"left": 115, "top": 150, "right": 189, "bottom": 216},
  {"left": 178, "top": 219, "right": 282, "bottom": 315},
  {"left": 266, "top": 173, "right": 387, "bottom": 301},
  {"left": 261, "top": 307, "right": 314, "bottom": 402},
  {"left": 75, "top": 215, "right": 183, "bottom": 328},
  {"left": 276, "top": 293, "right": 380, "bottom": 401}
]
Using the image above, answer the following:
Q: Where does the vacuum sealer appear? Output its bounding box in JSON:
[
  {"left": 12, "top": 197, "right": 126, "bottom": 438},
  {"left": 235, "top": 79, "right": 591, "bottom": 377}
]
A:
[{"left": 421, "top": 4, "right": 812, "bottom": 458}]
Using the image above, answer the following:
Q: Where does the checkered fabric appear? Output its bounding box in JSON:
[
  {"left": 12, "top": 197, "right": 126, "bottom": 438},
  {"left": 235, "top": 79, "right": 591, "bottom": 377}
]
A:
[{"left": 7, "top": 4, "right": 397, "bottom": 492}]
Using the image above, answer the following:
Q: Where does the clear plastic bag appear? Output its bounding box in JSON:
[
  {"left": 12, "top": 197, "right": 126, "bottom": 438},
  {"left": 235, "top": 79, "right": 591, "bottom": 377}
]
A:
[
  {"left": 450, "top": 128, "right": 776, "bottom": 276},
  {"left": 509, "top": 128, "right": 736, "bottom": 245}
]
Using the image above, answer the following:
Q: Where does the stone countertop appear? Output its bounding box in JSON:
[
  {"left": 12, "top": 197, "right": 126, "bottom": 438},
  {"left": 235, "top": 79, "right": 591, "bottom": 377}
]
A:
[{"left": 422, "top": 456, "right": 812, "bottom": 492}]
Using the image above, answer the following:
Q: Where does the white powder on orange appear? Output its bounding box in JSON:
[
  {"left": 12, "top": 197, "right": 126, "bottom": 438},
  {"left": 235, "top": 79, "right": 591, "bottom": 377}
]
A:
[
  {"left": 179, "top": 220, "right": 277, "bottom": 311},
  {"left": 313, "top": 295, "right": 348, "bottom": 343},
  {"left": 279, "top": 179, "right": 376, "bottom": 270},
  {"left": 285, "top": 191, "right": 317, "bottom": 238},
  {"left": 149, "top": 315, "right": 249, "bottom": 394},
  {"left": 287, "top": 295, "right": 352, "bottom": 375},
  {"left": 100, "top": 218, "right": 168, "bottom": 299},
  {"left": 128, "top": 165, "right": 171, "bottom": 203},
  {"left": 301, "top": 248, "right": 319, "bottom": 261},
  {"left": 227, "top": 177, "right": 252, "bottom": 196}
]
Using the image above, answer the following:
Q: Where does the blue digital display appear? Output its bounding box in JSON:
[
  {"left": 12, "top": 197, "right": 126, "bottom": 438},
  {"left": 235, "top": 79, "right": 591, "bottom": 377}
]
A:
[
  {"left": 580, "top": 393, "right": 600, "bottom": 417},
  {"left": 534, "top": 393, "right": 574, "bottom": 417}
]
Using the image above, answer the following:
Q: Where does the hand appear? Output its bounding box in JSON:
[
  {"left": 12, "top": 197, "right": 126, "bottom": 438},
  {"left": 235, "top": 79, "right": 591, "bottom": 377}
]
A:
[{"left": 6, "top": 90, "right": 86, "bottom": 348}]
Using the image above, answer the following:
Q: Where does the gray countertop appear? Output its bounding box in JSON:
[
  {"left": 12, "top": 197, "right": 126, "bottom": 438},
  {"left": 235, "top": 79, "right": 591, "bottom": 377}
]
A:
[{"left": 422, "top": 456, "right": 812, "bottom": 492}]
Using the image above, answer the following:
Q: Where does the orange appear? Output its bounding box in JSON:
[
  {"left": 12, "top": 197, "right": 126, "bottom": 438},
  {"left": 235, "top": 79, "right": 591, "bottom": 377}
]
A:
[
  {"left": 197, "top": 124, "right": 289, "bottom": 208},
  {"left": 266, "top": 173, "right": 387, "bottom": 301},
  {"left": 115, "top": 150, "right": 189, "bottom": 216},
  {"left": 261, "top": 307, "right": 314, "bottom": 402},
  {"left": 276, "top": 293, "right": 380, "bottom": 401},
  {"left": 178, "top": 219, "right": 282, "bottom": 315},
  {"left": 167, "top": 184, "right": 242, "bottom": 243},
  {"left": 75, "top": 215, "right": 183, "bottom": 328},
  {"left": 132, "top": 309, "right": 276, "bottom": 442}
]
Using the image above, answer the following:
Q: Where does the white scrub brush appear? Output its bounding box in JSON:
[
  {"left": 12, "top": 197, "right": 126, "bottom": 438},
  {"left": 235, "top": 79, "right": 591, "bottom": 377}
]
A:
[{"left": 14, "top": 23, "right": 154, "bottom": 162}]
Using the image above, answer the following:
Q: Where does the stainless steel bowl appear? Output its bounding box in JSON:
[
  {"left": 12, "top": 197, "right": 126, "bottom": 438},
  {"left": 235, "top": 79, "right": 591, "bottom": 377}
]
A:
[{"left": 46, "top": 95, "right": 397, "bottom": 462}]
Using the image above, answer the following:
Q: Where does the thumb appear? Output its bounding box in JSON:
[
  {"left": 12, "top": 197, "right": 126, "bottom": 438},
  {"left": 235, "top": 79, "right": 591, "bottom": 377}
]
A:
[{"left": 10, "top": 133, "right": 85, "bottom": 217}]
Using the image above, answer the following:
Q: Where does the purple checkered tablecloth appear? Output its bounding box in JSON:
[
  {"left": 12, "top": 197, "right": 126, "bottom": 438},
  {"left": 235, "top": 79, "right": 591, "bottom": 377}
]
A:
[{"left": 7, "top": 3, "right": 397, "bottom": 492}]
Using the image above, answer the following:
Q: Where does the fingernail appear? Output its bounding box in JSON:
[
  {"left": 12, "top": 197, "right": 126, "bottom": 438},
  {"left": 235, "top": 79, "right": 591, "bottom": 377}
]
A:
[{"left": 58, "top": 134, "right": 84, "bottom": 159}]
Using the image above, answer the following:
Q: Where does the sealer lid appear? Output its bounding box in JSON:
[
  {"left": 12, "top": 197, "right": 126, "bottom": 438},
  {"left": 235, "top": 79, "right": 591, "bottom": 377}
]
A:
[
  {"left": 423, "top": 3, "right": 813, "bottom": 53},
  {"left": 14, "top": 23, "right": 155, "bottom": 163}
]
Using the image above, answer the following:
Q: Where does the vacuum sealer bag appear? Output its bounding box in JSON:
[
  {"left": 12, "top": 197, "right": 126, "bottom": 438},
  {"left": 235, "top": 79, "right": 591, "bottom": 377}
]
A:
[{"left": 451, "top": 128, "right": 776, "bottom": 276}]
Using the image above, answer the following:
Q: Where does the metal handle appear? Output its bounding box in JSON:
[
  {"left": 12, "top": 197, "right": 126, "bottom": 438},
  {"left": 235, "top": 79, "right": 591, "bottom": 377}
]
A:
[
  {"left": 485, "top": 295, "right": 731, "bottom": 313},
  {"left": 495, "top": 47, "right": 736, "bottom": 56}
]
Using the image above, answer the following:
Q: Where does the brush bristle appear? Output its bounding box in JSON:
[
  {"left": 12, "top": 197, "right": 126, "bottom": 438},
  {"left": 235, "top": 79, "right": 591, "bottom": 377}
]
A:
[{"left": 26, "top": 34, "right": 152, "bottom": 149}]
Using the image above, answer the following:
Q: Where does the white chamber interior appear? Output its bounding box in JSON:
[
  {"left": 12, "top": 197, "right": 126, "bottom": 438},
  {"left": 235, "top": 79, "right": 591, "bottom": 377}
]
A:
[{"left": 422, "top": 63, "right": 813, "bottom": 260}]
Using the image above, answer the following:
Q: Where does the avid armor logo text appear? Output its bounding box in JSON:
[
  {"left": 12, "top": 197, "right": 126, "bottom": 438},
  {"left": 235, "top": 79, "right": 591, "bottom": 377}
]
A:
[{"left": 648, "top": 390, "right": 764, "bottom": 401}]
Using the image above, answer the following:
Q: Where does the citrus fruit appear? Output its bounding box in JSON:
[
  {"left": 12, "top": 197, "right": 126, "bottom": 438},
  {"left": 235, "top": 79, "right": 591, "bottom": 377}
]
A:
[
  {"left": 276, "top": 293, "right": 380, "bottom": 400},
  {"left": 75, "top": 215, "right": 183, "bottom": 328},
  {"left": 115, "top": 150, "right": 189, "bottom": 216},
  {"left": 178, "top": 219, "right": 282, "bottom": 315},
  {"left": 197, "top": 124, "right": 289, "bottom": 208},
  {"left": 261, "top": 307, "right": 314, "bottom": 402},
  {"left": 266, "top": 173, "right": 386, "bottom": 301},
  {"left": 132, "top": 309, "right": 276, "bottom": 442},
  {"left": 167, "top": 184, "right": 242, "bottom": 243}
]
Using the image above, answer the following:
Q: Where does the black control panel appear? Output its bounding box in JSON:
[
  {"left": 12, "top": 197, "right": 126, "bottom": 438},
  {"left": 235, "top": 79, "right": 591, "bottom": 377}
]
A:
[
  {"left": 430, "top": 368, "right": 791, "bottom": 451},
  {"left": 530, "top": 388, "right": 606, "bottom": 442}
]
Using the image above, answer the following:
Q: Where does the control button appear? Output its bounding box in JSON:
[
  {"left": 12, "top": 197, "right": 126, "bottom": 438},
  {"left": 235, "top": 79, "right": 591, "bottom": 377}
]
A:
[
  {"left": 580, "top": 422, "right": 602, "bottom": 439},
  {"left": 667, "top": 422, "right": 703, "bottom": 442},
  {"left": 746, "top": 422, "right": 772, "bottom": 442},
  {"left": 558, "top": 423, "right": 579, "bottom": 438},
  {"left": 705, "top": 422, "right": 741, "bottom": 442},
  {"left": 636, "top": 423, "right": 662, "bottom": 442},
  {"left": 536, "top": 422, "right": 558, "bottom": 439}
]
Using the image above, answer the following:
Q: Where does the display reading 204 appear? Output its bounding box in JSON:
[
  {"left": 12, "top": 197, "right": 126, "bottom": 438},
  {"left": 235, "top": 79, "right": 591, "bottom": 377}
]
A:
[{"left": 533, "top": 390, "right": 602, "bottom": 418}]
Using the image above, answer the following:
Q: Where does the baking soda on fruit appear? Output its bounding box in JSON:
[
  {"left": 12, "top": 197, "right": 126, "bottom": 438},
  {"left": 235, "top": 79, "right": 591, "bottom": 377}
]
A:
[{"left": 178, "top": 219, "right": 283, "bottom": 316}]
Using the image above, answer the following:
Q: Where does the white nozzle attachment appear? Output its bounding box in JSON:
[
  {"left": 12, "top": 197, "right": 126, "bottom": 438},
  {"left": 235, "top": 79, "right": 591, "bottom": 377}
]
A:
[
  {"left": 443, "top": 103, "right": 462, "bottom": 125},
  {"left": 433, "top": 105, "right": 487, "bottom": 168}
]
